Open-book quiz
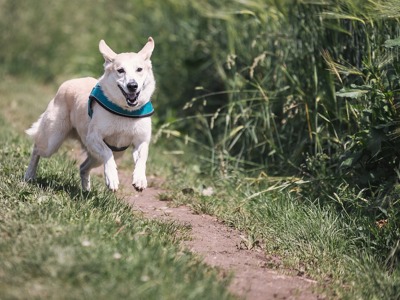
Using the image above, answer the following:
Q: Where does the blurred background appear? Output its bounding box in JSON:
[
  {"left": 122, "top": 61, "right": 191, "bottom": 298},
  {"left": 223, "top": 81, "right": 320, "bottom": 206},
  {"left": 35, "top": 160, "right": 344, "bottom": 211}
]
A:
[{"left": 1, "top": 0, "right": 400, "bottom": 219}]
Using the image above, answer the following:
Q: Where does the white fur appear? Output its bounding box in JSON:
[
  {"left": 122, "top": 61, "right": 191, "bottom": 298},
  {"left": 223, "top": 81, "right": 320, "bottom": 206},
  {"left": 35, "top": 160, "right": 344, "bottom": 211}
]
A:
[{"left": 24, "top": 37, "right": 156, "bottom": 192}]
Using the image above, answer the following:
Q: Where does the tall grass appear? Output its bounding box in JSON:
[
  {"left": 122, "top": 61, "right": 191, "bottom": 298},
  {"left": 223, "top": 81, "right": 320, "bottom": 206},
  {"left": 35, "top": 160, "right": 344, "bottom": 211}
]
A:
[
  {"left": 154, "top": 0, "right": 400, "bottom": 271},
  {"left": 177, "top": 0, "right": 400, "bottom": 168}
]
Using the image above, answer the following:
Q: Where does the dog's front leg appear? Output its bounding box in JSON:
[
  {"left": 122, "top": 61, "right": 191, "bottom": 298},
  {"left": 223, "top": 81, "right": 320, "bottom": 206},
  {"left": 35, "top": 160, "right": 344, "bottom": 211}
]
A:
[
  {"left": 132, "top": 142, "right": 149, "bottom": 192},
  {"left": 86, "top": 134, "right": 119, "bottom": 191}
]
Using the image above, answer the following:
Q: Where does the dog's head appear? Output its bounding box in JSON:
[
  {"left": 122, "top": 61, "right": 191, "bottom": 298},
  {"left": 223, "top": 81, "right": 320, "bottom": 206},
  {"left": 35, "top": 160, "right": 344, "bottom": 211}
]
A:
[{"left": 98, "top": 37, "right": 155, "bottom": 109}]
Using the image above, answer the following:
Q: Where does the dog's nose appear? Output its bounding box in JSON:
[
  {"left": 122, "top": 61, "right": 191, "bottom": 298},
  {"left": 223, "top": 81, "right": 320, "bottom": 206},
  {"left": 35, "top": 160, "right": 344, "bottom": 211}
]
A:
[{"left": 127, "top": 80, "right": 138, "bottom": 92}]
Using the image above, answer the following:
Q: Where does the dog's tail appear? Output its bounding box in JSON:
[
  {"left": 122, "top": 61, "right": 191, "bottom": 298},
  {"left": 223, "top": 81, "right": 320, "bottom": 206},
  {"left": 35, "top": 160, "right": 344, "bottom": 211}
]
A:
[{"left": 25, "top": 113, "right": 44, "bottom": 139}]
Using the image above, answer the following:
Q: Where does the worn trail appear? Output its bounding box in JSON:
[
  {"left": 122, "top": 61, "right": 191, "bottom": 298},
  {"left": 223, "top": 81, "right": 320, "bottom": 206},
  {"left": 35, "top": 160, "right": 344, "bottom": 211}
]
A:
[{"left": 116, "top": 174, "right": 318, "bottom": 300}]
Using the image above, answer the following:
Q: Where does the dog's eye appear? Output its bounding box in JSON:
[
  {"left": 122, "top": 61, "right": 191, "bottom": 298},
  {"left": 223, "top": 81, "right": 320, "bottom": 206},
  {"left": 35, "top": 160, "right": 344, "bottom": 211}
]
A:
[
  {"left": 117, "top": 68, "right": 125, "bottom": 74},
  {"left": 136, "top": 67, "right": 143, "bottom": 72}
]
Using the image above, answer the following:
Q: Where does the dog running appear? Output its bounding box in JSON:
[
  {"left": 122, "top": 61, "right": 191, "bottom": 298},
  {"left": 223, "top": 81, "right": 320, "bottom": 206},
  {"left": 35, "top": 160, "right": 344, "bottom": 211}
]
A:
[{"left": 24, "top": 37, "right": 156, "bottom": 192}]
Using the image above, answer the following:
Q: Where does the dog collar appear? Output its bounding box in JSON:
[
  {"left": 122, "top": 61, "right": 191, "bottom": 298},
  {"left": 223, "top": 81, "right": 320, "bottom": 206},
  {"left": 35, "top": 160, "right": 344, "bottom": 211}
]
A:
[{"left": 88, "top": 84, "right": 154, "bottom": 119}]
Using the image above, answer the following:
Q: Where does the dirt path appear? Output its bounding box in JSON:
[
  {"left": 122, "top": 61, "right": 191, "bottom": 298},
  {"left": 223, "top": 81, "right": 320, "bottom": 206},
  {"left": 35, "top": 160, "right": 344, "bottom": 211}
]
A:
[{"left": 115, "top": 175, "right": 320, "bottom": 300}]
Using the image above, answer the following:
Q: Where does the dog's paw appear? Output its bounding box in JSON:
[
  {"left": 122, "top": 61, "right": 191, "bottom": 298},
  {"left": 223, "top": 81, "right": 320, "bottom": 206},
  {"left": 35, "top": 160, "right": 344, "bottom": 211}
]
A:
[
  {"left": 80, "top": 174, "right": 91, "bottom": 192},
  {"left": 24, "top": 168, "right": 37, "bottom": 182},
  {"left": 106, "top": 175, "right": 119, "bottom": 191},
  {"left": 23, "top": 173, "right": 35, "bottom": 182},
  {"left": 106, "top": 174, "right": 119, "bottom": 191},
  {"left": 105, "top": 163, "right": 119, "bottom": 191},
  {"left": 132, "top": 174, "right": 147, "bottom": 192}
]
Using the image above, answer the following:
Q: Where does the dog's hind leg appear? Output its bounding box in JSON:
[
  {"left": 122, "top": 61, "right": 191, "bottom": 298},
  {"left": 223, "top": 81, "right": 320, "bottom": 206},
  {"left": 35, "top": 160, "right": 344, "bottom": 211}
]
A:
[
  {"left": 79, "top": 154, "right": 102, "bottom": 191},
  {"left": 24, "top": 145, "right": 40, "bottom": 181},
  {"left": 25, "top": 101, "right": 72, "bottom": 182},
  {"left": 24, "top": 127, "right": 69, "bottom": 182}
]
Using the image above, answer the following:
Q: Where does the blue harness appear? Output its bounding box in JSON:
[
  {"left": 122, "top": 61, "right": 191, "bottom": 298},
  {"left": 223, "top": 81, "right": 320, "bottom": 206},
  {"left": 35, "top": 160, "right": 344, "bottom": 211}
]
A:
[{"left": 88, "top": 84, "right": 154, "bottom": 152}]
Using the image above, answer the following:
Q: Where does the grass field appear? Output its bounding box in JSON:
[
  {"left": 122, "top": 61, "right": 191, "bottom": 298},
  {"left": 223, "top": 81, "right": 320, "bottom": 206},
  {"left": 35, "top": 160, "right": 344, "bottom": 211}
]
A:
[{"left": 2, "top": 0, "right": 400, "bottom": 298}]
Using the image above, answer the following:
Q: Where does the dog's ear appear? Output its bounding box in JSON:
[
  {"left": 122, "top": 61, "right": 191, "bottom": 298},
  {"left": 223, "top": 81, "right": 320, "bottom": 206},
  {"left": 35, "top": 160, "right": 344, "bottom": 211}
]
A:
[
  {"left": 99, "top": 40, "right": 117, "bottom": 64},
  {"left": 138, "top": 37, "right": 154, "bottom": 60}
]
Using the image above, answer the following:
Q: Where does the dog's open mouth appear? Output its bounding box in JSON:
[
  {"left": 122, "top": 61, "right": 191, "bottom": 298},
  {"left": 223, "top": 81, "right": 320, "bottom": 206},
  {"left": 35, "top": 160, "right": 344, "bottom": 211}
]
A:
[{"left": 118, "top": 85, "right": 140, "bottom": 107}]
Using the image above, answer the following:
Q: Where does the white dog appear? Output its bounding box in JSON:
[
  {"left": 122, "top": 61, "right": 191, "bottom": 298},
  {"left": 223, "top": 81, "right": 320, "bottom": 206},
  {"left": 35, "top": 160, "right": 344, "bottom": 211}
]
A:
[{"left": 24, "top": 37, "right": 156, "bottom": 192}]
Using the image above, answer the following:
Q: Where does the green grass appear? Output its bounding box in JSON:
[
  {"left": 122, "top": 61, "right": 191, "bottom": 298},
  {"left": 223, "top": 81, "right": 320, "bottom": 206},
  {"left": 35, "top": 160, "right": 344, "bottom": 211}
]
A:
[{"left": 0, "top": 81, "right": 234, "bottom": 300}]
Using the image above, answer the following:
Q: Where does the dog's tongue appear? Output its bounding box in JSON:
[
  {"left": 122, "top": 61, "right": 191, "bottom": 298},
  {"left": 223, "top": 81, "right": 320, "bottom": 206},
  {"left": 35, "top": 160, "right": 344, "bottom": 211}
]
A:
[
  {"left": 126, "top": 94, "right": 138, "bottom": 106},
  {"left": 127, "top": 94, "right": 136, "bottom": 101}
]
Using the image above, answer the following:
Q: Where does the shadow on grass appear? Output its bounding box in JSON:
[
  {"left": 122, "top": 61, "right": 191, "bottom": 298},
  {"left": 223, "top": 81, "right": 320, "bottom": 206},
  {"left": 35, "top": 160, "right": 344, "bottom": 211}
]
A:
[
  {"left": 31, "top": 174, "right": 121, "bottom": 212},
  {"left": 32, "top": 173, "right": 105, "bottom": 202}
]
